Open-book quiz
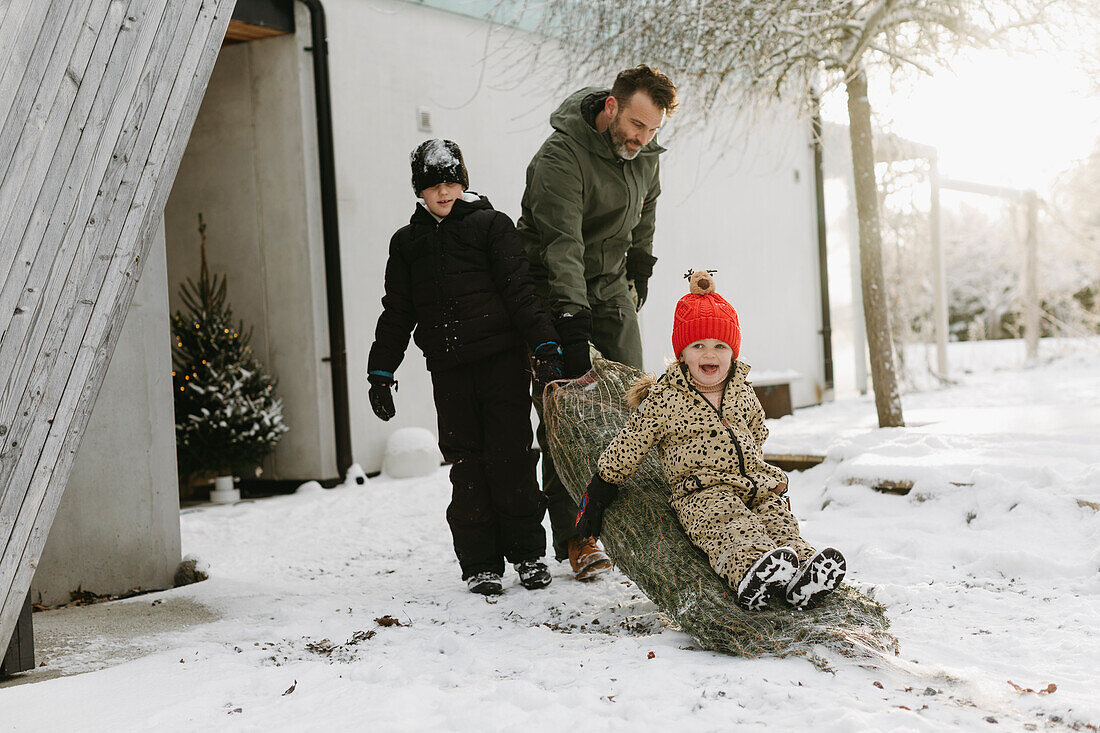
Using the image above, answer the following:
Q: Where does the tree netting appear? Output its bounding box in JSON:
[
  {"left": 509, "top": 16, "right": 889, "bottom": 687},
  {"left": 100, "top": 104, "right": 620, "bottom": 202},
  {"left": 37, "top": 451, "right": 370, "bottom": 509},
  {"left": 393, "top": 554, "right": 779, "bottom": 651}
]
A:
[{"left": 545, "top": 357, "right": 898, "bottom": 661}]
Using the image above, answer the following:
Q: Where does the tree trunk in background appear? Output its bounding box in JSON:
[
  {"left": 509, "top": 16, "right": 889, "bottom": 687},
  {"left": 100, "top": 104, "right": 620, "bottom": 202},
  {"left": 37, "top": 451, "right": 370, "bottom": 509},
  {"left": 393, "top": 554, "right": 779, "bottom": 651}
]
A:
[{"left": 845, "top": 67, "right": 905, "bottom": 428}]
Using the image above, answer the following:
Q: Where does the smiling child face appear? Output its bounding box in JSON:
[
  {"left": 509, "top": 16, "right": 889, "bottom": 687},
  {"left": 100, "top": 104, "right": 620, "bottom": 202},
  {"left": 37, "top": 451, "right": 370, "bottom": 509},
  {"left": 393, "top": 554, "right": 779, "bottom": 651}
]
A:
[
  {"left": 680, "top": 338, "right": 733, "bottom": 387},
  {"left": 420, "top": 181, "right": 465, "bottom": 217}
]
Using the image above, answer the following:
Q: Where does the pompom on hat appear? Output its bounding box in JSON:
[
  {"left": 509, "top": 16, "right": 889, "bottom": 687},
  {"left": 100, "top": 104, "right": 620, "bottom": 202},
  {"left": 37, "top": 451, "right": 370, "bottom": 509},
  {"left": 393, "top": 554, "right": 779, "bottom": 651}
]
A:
[{"left": 672, "top": 269, "right": 742, "bottom": 358}]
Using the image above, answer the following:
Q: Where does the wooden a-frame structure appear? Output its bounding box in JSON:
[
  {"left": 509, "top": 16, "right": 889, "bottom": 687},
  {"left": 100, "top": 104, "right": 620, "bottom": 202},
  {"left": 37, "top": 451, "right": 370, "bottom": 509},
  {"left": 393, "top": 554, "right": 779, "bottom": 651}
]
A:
[{"left": 1, "top": 0, "right": 234, "bottom": 659}]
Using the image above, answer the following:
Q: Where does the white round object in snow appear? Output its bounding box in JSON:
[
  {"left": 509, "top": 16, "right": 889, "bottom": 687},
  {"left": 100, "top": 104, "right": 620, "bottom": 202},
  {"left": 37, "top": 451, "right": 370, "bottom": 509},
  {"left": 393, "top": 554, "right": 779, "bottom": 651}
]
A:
[
  {"left": 383, "top": 428, "right": 442, "bottom": 478},
  {"left": 295, "top": 480, "right": 324, "bottom": 494}
]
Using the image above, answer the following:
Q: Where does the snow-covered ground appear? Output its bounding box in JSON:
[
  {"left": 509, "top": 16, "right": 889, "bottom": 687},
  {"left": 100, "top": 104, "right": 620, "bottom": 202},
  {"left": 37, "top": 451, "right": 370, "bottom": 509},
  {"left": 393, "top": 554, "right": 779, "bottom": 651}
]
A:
[{"left": 4, "top": 338, "right": 1099, "bottom": 731}]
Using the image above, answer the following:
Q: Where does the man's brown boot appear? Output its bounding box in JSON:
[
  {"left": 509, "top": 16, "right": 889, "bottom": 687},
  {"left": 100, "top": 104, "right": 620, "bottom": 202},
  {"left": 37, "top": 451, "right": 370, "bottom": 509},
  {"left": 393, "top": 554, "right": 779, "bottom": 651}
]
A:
[{"left": 568, "top": 536, "right": 611, "bottom": 581}]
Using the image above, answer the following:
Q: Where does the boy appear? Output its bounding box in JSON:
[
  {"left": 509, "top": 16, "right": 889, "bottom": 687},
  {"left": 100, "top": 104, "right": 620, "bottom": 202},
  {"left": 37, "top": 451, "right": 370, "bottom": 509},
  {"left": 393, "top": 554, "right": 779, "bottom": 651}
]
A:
[{"left": 367, "top": 139, "right": 563, "bottom": 595}]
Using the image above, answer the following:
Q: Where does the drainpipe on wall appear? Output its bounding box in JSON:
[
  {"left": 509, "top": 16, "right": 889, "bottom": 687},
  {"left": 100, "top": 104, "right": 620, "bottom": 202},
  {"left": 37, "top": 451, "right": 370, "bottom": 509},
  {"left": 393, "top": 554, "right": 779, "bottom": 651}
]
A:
[
  {"left": 298, "top": 0, "right": 352, "bottom": 475},
  {"left": 810, "top": 91, "right": 835, "bottom": 393}
]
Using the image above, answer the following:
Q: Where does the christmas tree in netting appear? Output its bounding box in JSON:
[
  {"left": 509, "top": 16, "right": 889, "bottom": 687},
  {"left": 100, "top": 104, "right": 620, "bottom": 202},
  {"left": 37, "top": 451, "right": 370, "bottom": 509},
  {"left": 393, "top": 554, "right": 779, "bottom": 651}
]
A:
[
  {"left": 172, "top": 215, "right": 288, "bottom": 480},
  {"left": 545, "top": 357, "right": 898, "bottom": 663}
]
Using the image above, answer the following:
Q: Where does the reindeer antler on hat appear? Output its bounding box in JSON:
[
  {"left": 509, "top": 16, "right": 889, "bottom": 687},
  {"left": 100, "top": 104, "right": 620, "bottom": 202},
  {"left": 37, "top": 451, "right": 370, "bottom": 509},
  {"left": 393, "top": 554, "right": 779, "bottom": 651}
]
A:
[{"left": 672, "top": 268, "right": 741, "bottom": 357}]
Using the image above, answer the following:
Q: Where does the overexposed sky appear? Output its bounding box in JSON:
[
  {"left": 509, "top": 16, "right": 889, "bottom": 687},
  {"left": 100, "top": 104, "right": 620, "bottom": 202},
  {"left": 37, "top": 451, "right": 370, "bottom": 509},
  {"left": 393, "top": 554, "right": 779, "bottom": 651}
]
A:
[{"left": 822, "top": 46, "right": 1100, "bottom": 197}]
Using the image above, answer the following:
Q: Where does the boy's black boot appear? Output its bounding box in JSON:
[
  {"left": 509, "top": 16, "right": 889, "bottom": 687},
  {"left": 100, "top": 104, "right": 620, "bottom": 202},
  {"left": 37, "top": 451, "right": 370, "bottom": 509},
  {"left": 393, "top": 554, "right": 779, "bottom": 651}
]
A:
[
  {"left": 735, "top": 547, "right": 798, "bottom": 611},
  {"left": 514, "top": 560, "right": 552, "bottom": 590},
  {"left": 785, "top": 547, "right": 846, "bottom": 609},
  {"left": 467, "top": 571, "right": 504, "bottom": 596}
]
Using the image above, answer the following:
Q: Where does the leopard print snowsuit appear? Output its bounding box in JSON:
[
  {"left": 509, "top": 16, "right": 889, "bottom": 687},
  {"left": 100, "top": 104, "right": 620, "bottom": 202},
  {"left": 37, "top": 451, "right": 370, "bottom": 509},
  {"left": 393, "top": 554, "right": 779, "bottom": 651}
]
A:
[{"left": 597, "top": 361, "right": 815, "bottom": 587}]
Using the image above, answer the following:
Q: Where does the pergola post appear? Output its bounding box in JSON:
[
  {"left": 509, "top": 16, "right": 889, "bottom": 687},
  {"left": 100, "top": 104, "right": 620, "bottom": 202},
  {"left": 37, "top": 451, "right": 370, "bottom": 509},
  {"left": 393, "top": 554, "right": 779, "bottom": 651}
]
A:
[
  {"left": 1023, "top": 191, "right": 1040, "bottom": 361},
  {"left": 928, "top": 156, "right": 949, "bottom": 377}
]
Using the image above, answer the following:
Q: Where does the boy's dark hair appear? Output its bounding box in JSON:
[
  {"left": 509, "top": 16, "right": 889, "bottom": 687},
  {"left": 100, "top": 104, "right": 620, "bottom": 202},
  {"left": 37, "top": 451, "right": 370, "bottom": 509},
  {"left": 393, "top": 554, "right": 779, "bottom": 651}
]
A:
[{"left": 610, "top": 65, "right": 678, "bottom": 116}]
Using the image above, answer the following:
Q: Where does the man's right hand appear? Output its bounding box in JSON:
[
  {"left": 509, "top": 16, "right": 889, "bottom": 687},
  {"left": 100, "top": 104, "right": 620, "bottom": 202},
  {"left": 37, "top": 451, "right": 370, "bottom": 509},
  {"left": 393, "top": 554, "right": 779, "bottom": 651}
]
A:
[
  {"left": 367, "top": 372, "right": 396, "bottom": 421},
  {"left": 626, "top": 250, "right": 658, "bottom": 312},
  {"left": 555, "top": 311, "right": 593, "bottom": 378}
]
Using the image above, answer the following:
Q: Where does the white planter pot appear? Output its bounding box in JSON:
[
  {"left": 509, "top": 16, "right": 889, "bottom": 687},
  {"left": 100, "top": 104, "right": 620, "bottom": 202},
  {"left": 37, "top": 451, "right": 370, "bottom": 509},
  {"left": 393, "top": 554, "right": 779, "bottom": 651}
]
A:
[{"left": 209, "top": 475, "right": 240, "bottom": 504}]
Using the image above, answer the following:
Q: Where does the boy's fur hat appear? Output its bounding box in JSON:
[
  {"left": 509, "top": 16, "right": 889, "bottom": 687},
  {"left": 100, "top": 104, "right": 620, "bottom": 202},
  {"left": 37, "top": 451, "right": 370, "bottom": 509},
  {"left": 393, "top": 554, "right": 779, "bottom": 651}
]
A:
[
  {"left": 672, "top": 269, "right": 741, "bottom": 358},
  {"left": 410, "top": 139, "right": 469, "bottom": 194}
]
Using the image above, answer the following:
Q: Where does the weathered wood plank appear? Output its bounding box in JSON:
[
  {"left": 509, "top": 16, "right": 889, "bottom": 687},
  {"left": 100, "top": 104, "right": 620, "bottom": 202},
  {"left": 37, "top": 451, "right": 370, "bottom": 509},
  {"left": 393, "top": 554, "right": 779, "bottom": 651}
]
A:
[
  {"left": 0, "top": 0, "right": 215, "bottom": 623},
  {"left": 0, "top": 0, "right": 89, "bottom": 185},
  {"left": 0, "top": 0, "right": 200, "bottom": 629},
  {"left": 0, "top": 0, "right": 108, "bottom": 305},
  {"left": 0, "top": 0, "right": 232, "bottom": 651},
  {"left": 0, "top": 0, "right": 57, "bottom": 180},
  {"left": 0, "top": 0, "right": 157, "bottom": 459},
  {"left": 0, "top": 0, "right": 177, "bottom": 514},
  {"left": 0, "top": 0, "right": 41, "bottom": 130},
  {"left": 0, "top": 0, "right": 102, "bottom": 227},
  {"left": 0, "top": 0, "right": 122, "bottom": 333}
]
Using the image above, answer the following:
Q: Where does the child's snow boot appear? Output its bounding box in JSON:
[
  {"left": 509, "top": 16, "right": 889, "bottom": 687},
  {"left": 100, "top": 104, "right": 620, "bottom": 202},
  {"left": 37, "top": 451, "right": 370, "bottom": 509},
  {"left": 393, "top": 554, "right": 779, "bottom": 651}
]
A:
[
  {"left": 735, "top": 547, "right": 798, "bottom": 611},
  {"left": 515, "top": 560, "right": 552, "bottom": 590},
  {"left": 569, "top": 536, "right": 611, "bottom": 581},
  {"left": 785, "top": 547, "right": 846, "bottom": 609},
  {"left": 467, "top": 571, "right": 504, "bottom": 596}
]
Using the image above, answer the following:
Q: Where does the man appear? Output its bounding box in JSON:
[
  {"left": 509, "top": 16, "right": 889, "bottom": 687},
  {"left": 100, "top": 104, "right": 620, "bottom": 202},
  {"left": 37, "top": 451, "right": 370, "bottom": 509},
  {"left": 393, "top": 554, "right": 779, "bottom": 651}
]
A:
[{"left": 517, "top": 65, "right": 678, "bottom": 580}]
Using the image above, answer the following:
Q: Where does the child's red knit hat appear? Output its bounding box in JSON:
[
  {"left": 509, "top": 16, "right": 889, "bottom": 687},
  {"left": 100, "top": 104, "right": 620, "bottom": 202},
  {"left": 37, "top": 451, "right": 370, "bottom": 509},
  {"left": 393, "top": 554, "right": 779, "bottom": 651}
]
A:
[{"left": 672, "top": 269, "right": 741, "bottom": 358}]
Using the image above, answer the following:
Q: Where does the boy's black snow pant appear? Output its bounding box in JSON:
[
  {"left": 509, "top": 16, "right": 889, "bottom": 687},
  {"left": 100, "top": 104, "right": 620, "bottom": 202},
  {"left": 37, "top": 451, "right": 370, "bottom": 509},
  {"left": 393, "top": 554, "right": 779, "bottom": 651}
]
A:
[{"left": 431, "top": 346, "right": 547, "bottom": 580}]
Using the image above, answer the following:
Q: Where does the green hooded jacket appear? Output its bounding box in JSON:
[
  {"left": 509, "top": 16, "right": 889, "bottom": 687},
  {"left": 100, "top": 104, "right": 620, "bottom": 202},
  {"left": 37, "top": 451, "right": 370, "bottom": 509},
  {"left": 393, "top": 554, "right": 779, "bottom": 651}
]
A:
[{"left": 517, "top": 87, "right": 666, "bottom": 317}]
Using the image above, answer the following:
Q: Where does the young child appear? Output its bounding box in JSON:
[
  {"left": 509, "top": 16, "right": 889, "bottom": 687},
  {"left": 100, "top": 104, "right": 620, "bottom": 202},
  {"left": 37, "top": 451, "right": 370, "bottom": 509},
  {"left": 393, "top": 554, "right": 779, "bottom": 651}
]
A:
[
  {"left": 367, "top": 139, "right": 564, "bottom": 596},
  {"left": 575, "top": 270, "right": 845, "bottom": 610}
]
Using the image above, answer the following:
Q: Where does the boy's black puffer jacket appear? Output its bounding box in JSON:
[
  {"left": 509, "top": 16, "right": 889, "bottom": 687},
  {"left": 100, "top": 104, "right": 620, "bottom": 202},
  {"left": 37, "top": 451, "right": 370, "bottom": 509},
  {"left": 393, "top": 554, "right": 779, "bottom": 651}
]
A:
[{"left": 368, "top": 195, "right": 558, "bottom": 374}]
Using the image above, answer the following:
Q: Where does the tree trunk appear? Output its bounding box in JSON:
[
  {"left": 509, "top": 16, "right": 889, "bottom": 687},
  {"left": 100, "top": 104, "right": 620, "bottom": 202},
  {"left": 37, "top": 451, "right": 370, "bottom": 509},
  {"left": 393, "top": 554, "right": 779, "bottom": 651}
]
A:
[{"left": 845, "top": 67, "right": 904, "bottom": 427}]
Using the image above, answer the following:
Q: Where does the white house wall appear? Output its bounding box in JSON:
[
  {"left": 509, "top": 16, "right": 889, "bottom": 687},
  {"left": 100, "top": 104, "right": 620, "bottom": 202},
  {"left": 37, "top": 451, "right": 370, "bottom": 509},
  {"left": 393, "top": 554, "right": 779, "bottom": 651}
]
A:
[
  {"left": 641, "top": 114, "right": 825, "bottom": 403},
  {"left": 325, "top": 0, "right": 827, "bottom": 473}
]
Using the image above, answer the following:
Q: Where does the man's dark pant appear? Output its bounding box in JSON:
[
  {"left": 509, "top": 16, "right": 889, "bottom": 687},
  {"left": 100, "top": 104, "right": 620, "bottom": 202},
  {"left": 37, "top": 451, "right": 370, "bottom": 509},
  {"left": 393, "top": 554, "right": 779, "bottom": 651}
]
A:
[
  {"left": 535, "top": 297, "right": 644, "bottom": 560},
  {"left": 432, "top": 346, "right": 546, "bottom": 579}
]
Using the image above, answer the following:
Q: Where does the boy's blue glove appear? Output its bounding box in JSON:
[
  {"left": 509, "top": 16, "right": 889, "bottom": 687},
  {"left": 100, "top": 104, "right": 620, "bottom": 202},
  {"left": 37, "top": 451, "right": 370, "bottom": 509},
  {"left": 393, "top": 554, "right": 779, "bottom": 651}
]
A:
[
  {"left": 532, "top": 341, "right": 564, "bottom": 389},
  {"left": 575, "top": 473, "right": 619, "bottom": 539},
  {"left": 368, "top": 372, "right": 396, "bottom": 421},
  {"left": 555, "top": 311, "right": 592, "bottom": 378}
]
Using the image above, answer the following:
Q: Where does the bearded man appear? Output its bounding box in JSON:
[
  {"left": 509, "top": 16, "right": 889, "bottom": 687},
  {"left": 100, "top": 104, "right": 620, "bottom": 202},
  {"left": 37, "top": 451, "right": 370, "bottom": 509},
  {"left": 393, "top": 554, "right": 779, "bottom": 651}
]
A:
[{"left": 517, "top": 65, "right": 678, "bottom": 580}]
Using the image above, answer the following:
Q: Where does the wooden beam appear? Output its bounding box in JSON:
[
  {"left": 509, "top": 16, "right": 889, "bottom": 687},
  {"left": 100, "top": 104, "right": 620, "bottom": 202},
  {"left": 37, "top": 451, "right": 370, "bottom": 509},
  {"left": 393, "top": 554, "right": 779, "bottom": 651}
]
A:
[
  {"left": 0, "top": 0, "right": 234, "bottom": 663},
  {"left": 764, "top": 454, "right": 825, "bottom": 472},
  {"left": 939, "top": 177, "right": 1030, "bottom": 202},
  {"left": 224, "top": 18, "right": 290, "bottom": 42}
]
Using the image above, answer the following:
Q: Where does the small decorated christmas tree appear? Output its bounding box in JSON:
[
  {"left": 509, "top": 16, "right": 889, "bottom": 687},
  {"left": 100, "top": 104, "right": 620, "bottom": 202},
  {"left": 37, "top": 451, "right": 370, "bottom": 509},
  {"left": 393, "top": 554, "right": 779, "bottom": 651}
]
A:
[{"left": 172, "top": 214, "right": 288, "bottom": 484}]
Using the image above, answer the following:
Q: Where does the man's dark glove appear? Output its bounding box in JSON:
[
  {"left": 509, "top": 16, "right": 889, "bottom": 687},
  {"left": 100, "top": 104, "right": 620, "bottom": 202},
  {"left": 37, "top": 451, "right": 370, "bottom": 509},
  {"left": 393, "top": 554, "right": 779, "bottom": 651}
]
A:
[
  {"left": 555, "top": 310, "right": 593, "bottom": 379},
  {"left": 626, "top": 250, "right": 658, "bottom": 311},
  {"left": 631, "top": 278, "right": 649, "bottom": 310},
  {"left": 367, "top": 372, "right": 396, "bottom": 421},
  {"left": 532, "top": 341, "right": 564, "bottom": 388},
  {"left": 575, "top": 473, "right": 619, "bottom": 538}
]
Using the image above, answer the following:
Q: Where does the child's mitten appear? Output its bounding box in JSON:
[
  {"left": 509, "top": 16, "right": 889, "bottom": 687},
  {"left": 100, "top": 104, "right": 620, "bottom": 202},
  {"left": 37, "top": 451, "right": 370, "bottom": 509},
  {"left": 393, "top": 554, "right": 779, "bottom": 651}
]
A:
[
  {"left": 555, "top": 310, "right": 593, "bottom": 378},
  {"left": 533, "top": 341, "right": 564, "bottom": 388},
  {"left": 575, "top": 473, "right": 619, "bottom": 538},
  {"left": 367, "top": 372, "right": 396, "bottom": 421}
]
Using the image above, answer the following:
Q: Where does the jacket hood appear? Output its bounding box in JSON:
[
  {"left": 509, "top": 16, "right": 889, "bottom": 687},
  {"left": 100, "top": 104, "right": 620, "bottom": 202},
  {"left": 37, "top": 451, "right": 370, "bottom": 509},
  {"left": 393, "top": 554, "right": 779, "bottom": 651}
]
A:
[
  {"left": 549, "top": 87, "right": 667, "bottom": 161},
  {"left": 411, "top": 191, "right": 491, "bottom": 225}
]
